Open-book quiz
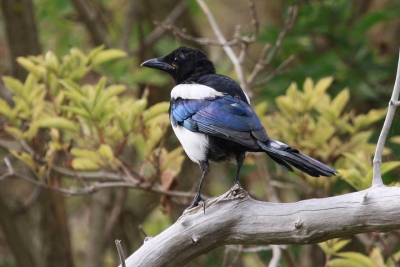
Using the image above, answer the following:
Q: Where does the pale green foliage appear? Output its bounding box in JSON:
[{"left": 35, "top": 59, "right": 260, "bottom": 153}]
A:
[
  {"left": 1, "top": 46, "right": 183, "bottom": 185},
  {"left": 255, "top": 77, "right": 395, "bottom": 190},
  {"left": 318, "top": 238, "right": 393, "bottom": 267}
]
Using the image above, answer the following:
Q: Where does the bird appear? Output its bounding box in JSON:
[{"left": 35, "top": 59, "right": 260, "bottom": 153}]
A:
[{"left": 141, "top": 46, "right": 338, "bottom": 211}]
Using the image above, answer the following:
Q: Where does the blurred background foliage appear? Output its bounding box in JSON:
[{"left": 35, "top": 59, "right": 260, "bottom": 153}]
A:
[{"left": 0, "top": 0, "right": 400, "bottom": 267}]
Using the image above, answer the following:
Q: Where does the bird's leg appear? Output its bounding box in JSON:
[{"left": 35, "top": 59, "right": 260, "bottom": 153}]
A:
[
  {"left": 234, "top": 153, "right": 246, "bottom": 185},
  {"left": 187, "top": 160, "right": 210, "bottom": 213}
]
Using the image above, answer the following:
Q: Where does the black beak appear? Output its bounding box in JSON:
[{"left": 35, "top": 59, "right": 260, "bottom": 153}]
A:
[{"left": 140, "top": 57, "right": 174, "bottom": 72}]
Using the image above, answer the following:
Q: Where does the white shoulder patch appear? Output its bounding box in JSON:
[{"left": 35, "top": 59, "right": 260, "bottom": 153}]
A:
[
  {"left": 171, "top": 84, "right": 225, "bottom": 99},
  {"left": 243, "top": 91, "right": 250, "bottom": 104}
]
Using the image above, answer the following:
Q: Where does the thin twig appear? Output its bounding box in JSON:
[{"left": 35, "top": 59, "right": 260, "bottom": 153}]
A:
[
  {"left": 372, "top": 49, "right": 400, "bottom": 187},
  {"left": 225, "top": 245, "right": 279, "bottom": 253},
  {"left": 375, "top": 233, "right": 400, "bottom": 267},
  {"left": 51, "top": 164, "right": 123, "bottom": 180},
  {"left": 228, "top": 244, "right": 243, "bottom": 267},
  {"left": 247, "top": 6, "right": 297, "bottom": 90},
  {"left": 254, "top": 55, "right": 295, "bottom": 87},
  {"left": 247, "top": 0, "right": 259, "bottom": 41},
  {"left": 14, "top": 186, "right": 41, "bottom": 215},
  {"left": 2, "top": 164, "right": 198, "bottom": 198},
  {"left": 103, "top": 188, "right": 127, "bottom": 247},
  {"left": 196, "top": 0, "right": 247, "bottom": 92},
  {"left": 268, "top": 245, "right": 282, "bottom": 267},
  {"left": 155, "top": 23, "right": 238, "bottom": 46},
  {"left": 120, "top": 0, "right": 135, "bottom": 50},
  {"left": 266, "top": 6, "right": 298, "bottom": 65},
  {"left": 247, "top": 43, "right": 272, "bottom": 85},
  {"left": 129, "top": 0, "right": 188, "bottom": 55},
  {"left": 115, "top": 239, "right": 126, "bottom": 267},
  {"left": 138, "top": 225, "right": 148, "bottom": 238}
]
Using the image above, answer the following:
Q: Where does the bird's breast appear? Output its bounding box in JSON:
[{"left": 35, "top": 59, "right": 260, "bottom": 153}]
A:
[{"left": 171, "top": 124, "right": 209, "bottom": 164}]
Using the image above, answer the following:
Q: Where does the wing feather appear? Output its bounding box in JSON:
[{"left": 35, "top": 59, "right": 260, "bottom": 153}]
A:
[{"left": 170, "top": 96, "right": 268, "bottom": 149}]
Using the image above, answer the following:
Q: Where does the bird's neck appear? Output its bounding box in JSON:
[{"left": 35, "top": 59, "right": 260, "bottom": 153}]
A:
[{"left": 175, "top": 63, "right": 215, "bottom": 85}]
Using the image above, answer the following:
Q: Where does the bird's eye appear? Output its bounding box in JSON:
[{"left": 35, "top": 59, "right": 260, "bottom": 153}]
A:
[{"left": 172, "top": 54, "right": 185, "bottom": 65}]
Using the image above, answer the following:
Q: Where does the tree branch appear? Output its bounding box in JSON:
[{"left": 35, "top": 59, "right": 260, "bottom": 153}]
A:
[
  {"left": 196, "top": 0, "right": 247, "bottom": 92},
  {"left": 120, "top": 184, "right": 400, "bottom": 267},
  {"left": 372, "top": 48, "right": 400, "bottom": 187}
]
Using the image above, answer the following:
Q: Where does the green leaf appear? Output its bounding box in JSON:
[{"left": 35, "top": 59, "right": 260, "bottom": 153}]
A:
[
  {"left": 253, "top": 101, "right": 268, "bottom": 117},
  {"left": 59, "top": 106, "right": 91, "bottom": 121},
  {"left": 16, "top": 57, "right": 42, "bottom": 77},
  {"left": 44, "top": 51, "right": 59, "bottom": 71},
  {"left": 91, "top": 49, "right": 127, "bottom": 66},
  {"left": 314, "top": 76, "right": 333, "bottom": 95},
  {"left": 0, "top": 98, "right": 11, "bottom": 118},
  {"left": 10, "top": 150, "right": 37, "bottom": 171},
  {"left": 336, "top": 252, "right": 376, "bottom": 267},
  {"left": 369, "top": 247, "right": 385, "bottom": 267},
  {"left": 3, "top": 77, "right": 25, "bottom": 96},
  {"left": 328, "top": 258, "right": 365, "bottom": 267},
  {"left": 342, "top": 152, "right": 371, "bottom": 174},
  {"left": 354, "top": 109, "right": 387, "bottom": 130},
  {"left": 93, "top": 76, "right": 107, "bottom": 106},
  {"left": 354, "top": 12, "right": 390, "bottom": 39},
  {"left": 98, "top": 144, "right": 115, "bottom": 161},
  {"left": 116, "top": 114, "right": 130, "bottom": 135},
  {"left": 59, "top": 79, "right": 84, "bottom": 95},
  {"left": 35, "top": 117, "right": 79, "bottom": 131},
  {"left": 5, "top": 126, "right": 23, "bottom": 139},
  {"left": 332, "top": 239, "right": 351, "bottom": 253},
  {"left": 70, "top": 148, "right": 104, "bottom": 165},
  {"left": 142, "top": 102, "right": 170, "bottom": 122},
  {"left": 390, "top": 136, "right": 400, "bottom": 144},
  {"left": 161, "top": 147, "right": 183, "bottom": 171},
  {"left": 338, "top": 168, "right": 367, "bottom": 190},
  {"left": 92, "top": 85, "right": 126, "bottom": 117},
  {"left": 87, "top": 45, "right": 106, "bottom": 60},
  {"left": 330, "top": 88, "right": 349, "bottom": 118},
  {"left": 69, "top": 66, "right": 91, "bottom": 81},
  {"left": 365, "top": 161, "right": 400, "bottom": 185},
  {"left": 303, "top": 77, "right": 314, "bottom": 94},
  {"left": 72, "top": 157, "right": 100, "bottom": 170}
]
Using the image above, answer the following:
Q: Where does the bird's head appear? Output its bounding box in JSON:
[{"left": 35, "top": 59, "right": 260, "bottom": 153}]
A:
[{"left": 141, "top": 46, "right": 215, "bottom": 85}]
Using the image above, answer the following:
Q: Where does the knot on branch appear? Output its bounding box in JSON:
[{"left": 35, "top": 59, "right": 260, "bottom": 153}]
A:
[{"left": 225, "top": 183, "right": 248, "bottom": 199}]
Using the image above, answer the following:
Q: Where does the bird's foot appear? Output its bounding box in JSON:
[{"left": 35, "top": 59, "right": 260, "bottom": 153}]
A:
[{"left": 186, "top": 195, "right": 206, "bottom": 214}]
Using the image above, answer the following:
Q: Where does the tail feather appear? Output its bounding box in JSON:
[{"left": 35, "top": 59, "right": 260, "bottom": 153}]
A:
[{"left": 258, "top": 139, "right": 338, "bottom": 177}]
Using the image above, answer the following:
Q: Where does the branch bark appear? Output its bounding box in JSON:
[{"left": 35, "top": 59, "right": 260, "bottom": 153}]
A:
[
  {"left": 0, "top": 0, "right": 41, "bottom": 81},
  {"left": 120, "top": 184, "right": 400, "bottom": 267},
  {"left": 70, "top": 0, "right": 112, "bottom": 47}
]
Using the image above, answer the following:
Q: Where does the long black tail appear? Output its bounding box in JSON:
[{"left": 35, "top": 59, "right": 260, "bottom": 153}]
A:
[{"left": 258, "top": 138, "right": 338, "bottom": 177}]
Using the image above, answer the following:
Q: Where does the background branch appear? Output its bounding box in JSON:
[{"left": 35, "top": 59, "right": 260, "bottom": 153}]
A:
[{"left": 372, "top": 49, "right": 400, "bottom": 187}]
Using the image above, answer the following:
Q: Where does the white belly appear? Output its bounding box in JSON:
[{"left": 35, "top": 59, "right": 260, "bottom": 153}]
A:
[{"left": 172, "top": 124, "right": 208, "bottom": 163}]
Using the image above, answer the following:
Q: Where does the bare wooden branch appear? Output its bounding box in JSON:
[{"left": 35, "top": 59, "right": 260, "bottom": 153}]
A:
[
  {"left": 129, "top": 0, "right": 188, "bottom": 55},
  {"left": 196, "top": 0, "right": 247, "bottom": 92},
  {"left": 155, "top": 22, "right": 238, "bottom": 46},
  {"left": 120, "top": 184, "right": 400, "bottom": 267},
  {"left": 372, "top": 49, "right": 400, "bottom": 187},
  {"left": 0, "top": 158, "right": 198, "bottom": 199},
  {"left": 70, "top": 0, "right": 112, "bottom": 47},
  {"left": 254, "top": 55, "right": 295, "bottom": 87},
  {"left": 115, "top": 240, "right": 126, "bottom": 267}
]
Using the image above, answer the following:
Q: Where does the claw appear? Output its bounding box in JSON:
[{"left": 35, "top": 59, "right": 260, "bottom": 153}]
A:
[{"left": 186, "top": 195, "right": 206, "bottom": 213}]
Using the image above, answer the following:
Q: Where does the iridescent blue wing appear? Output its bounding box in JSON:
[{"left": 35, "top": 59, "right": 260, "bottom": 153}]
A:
[{"left": 170, "top": 96, "right": 268, "bottom": 149}]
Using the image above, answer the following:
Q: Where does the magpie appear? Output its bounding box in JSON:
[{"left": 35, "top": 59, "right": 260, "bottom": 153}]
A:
[{"left": 141, "top": 46, "right": 338, "bottom": 211}]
